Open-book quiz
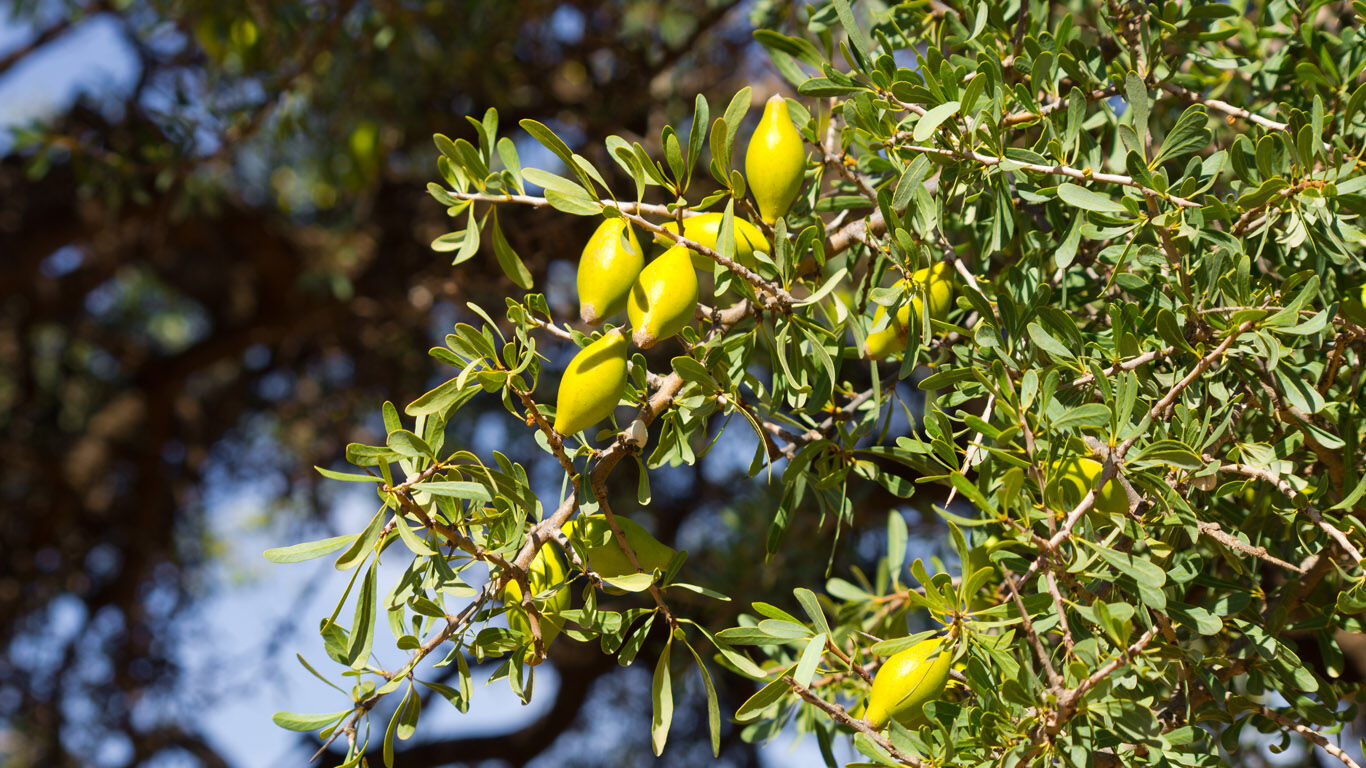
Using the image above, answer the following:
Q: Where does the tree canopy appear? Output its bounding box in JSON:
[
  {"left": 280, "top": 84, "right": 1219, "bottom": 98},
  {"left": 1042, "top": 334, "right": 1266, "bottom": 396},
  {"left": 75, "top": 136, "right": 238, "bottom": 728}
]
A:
[
  {"left": 10, "top": 1, "right": 1366, "bottom": 767},
  {"left": 271, "top": 1, "right": 1366, "bottom": 766}
]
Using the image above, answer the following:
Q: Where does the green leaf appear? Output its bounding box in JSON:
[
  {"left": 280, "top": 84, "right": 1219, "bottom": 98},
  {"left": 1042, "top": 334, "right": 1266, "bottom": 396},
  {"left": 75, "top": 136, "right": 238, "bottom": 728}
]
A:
[
  {"left": 793, "top": 632, "right": 826, "bottom": 687},
  {"left": 1126, "top": 72, "right": 1148, "bottom": 156},
  {"left": 830, "top": 0, "right": 873, "bottom": 60},
  {"left": 1054, "top": 214, "right": 1083, "bottom": 270},
  {"left": 1057, "top": 183, "right": 1128, "bottom": 213},
  {"left": 406, "top": 376, "right": 477, "bottom": 417},
  {"left": 272, "top": 710, "right": 351, "bottom": 732},
  {"left": 396, "top": 684, "right": 421, "bottom": 740},
  {"left": 1081, "top": 539, "right": 1167, "bottom": 589},
  {"left": 686, "top": 93, "right": 708, "bottom": 183},
  {"left": 681, "top": 638, "right": 722, "bottom": 757},
  {"left": 412, "top": 480, "right": 492, "bottom": 501},
  {"left": 387, "top": 429, "right": 434, "bottom": 459},
  {"left": 1154, "top": 106, "right": 1212, "bottom": 165},
  {"left": 948, "top": 471, "right": 997, "bottom": 516},
  {"left": 794, "top": 588, "right": 831, "bottom": 636},
  {"left": 1133, "top": 440, "right": 1203, "bottom": 469},
  {"left": 735, "top": 668, "right": 795, "bottom": 722},
  {"left": 1051, "top": 403, "right": 1111, "bottom": 431},
  {"left": 314, "top": 466, "right": 379, "bottom": 483},
  {"left": 722, "top": 87, "right": 751, "bottom": 170},
  {"left": 347, "top": 561, "right": 378, "bottom": 668},
  {"left": 913, "top": 101, "right": 960, "bottom": 142},
  {"left": 394, "top": 519, "right": 438, "bottom": 557},
  {"left": 892, "top": 155, "right": 932, "bottom": 211},
  {"left": 521, "top": 167, "right": 584, "bottom": 196},
  {"left": 335, "top": 510, "right": 385, "bottom": 571},
  {"left": 265, "top": 534, "right": 356, "bottom": 564},
  {"left": 886, "top": 510, "right": 908, "bottom": 579},
  {"left": 491, "top": 212, "right": 534, "bottom": 290},
  {"left": 651, "top": 639, "right": 674, "bottom": 756},
  {"left": 1027, "top": 322, "right": 1078, "bottom": 364},
  {"left": 545, "top": 187, "right": 604, "bottom": 216},
  {"left": 519, "top": 119, "right": 575, "bottom": 167}
]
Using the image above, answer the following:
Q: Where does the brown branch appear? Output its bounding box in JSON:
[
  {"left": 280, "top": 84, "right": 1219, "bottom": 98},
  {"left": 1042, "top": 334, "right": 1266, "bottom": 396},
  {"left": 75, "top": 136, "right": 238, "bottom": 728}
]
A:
[
  {"left": 890, "top": 137, "right": 1201, "bottom": 209},
  {"left": 1001, "top": 86, "right": 1119, "bottom": 127},
  {"left": 1158, "top": 81, "right": 1288, "bottom": 132},
  {"left": 1216, "top": 463, "right": 1363, "bottom": 566},
  {"left": 782, "top": 677, "right": 924, "bottom": 767},
  {"left": 1195, "top": 519, "right": 1306, "bottom": 574},
  {"left": 1235, "top": 693, "right": 1363, "bottom": 768},
  {"left": 1002, "top": 567, "right": 1062, "bottom": 689},
  {"left": 1232, "top": 179, "right": 1324, "bottom": 237},
  {"left": 1066, "top": 347, "right": 1174, "bottom": 389}
]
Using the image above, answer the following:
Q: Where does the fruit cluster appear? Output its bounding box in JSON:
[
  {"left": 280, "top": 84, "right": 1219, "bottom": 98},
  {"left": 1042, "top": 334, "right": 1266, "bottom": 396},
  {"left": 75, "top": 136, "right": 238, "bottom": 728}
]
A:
[
  {"left": 553, "top": 94, "right": 809, "bottom": 438},
  {"left": 555, "top": 94, "right": 962, "bottom": 439},
  {"left": 540, "top": 96, "right": 967, "bottom": 702},
  {"left": 520, "top": 95, "right": 809, "bottom": 662}
]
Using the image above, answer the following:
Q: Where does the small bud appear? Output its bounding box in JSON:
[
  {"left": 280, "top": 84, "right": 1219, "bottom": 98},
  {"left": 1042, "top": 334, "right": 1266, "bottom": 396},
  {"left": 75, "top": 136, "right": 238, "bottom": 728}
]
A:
[{"left": 624, "top": 418, "right": 648, "bottom": 447}]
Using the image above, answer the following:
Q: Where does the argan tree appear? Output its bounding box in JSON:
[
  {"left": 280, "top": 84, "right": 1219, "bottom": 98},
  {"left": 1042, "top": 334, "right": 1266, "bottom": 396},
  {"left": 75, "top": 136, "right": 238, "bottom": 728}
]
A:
[{"left": 272, "top": 2, "right": 1366, "bottom": 766}]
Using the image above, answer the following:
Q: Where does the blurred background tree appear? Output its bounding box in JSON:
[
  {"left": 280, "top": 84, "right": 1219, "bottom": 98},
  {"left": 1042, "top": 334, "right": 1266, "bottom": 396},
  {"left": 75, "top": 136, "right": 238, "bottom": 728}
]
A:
[{"left": 0, "top": 1, "right": 899, "bottom": 765}]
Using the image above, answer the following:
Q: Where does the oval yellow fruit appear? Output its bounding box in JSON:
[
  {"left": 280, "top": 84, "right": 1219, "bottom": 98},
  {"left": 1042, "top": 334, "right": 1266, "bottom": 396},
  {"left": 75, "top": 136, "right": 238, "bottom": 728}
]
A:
[
  {"left": 578, "top": 218, "right": 644, "bottom": 325},
  {"left": 862, "top": 303, "right": 907, "bottom": 360},
  {"left": 553, "top": 330, "right": 628, "bottom": 436},
  {"left": 502, "top": 543, "right": 571, "bottom": 663},
  {"left": 656, "top": 212, "right": 771, "bottom": 270},
  {"left": 628, "top": 245, "right": 698, "bottom": 349},
  {"left": 861, "top": 263, "right": 955, "bottom": 359},
  {"left": 563, "top": 513, "right": 676, "bottom": 585},
  {"left": 865, "top": 636, "right": 953, "bottom": 729},
  {"left": 1045, "top": 456, "right": 1129, "bottom": 518},
  {"left": 744, "top": 94, "right": 806, "bottom": 224}
]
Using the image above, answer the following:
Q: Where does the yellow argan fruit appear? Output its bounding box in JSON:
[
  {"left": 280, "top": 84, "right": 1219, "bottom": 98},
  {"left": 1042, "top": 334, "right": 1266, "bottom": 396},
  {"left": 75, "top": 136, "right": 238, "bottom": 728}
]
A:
[
  {"left": 1045, "top": 456, "right": 1129, "bottom": 518},
  {"left": 862, "top": 303, "right": 907, "bottom": 360},
  {"left": 744, "top": 94, "right": 807, "bottom": 224},
  {"left": 865, "top": 636, "right": 953, "bottom": 729},
  {"left": 628, "top": 245, "right": 698, "bottom": 349},
  {"left": 656, "top": 212, "right": 771, "bottom": 270},
  {"left": 563, "top": 513, "right": 676, "bottom": 589},
  {"left": 578, "top": 218, "right": 644, "bottom": 325},
  {"left": 861, "top": 263, "right": 956, "bottom": 359},
  {"left": 502, "top": 543, "right": 571, "bottom": 663},
  {"left": 553, "top": 330, "right": 628, "bottom": 436}
]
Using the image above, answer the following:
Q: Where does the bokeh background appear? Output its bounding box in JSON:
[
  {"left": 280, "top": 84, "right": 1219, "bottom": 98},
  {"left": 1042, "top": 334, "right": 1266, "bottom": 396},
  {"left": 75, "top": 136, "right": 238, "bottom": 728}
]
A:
[{"left": 0, "top": 1, "right": 1350, "bottom": 766}]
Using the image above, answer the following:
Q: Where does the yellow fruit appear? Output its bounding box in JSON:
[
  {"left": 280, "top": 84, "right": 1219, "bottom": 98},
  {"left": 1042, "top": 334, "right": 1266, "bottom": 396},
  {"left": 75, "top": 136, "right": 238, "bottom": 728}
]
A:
[
  {"left": 563, "top": 513, "right": 676, "bottom": 585},
  {"left": 862, "top": 304, "right": 907, "bottom": 360},
  {"left": 1045, "top": 457, "right": 1129, "bottom": 518},
  {"left": 628, "top": 245, "right": 698, "bottom": 349},
  {"left": 502, "top": 543, "right": 571, "bottom": 663},
  {"left": 865, "top": 636, "right": 953, "bottom": 729},
  {"left": 861, "top": 263, "right": 955, "bottom": 359},
  {"left": 656, "top": 212, "right": 771, "bottom": 270},
  {"left": 553, "top": 330, "right": 628, "bottom": 436},
  {"left": 744, "top": 94, "right": 806, "bottom": 224},
  {"left": 578, "top": 218, "right": 644, "bottom": 325}
]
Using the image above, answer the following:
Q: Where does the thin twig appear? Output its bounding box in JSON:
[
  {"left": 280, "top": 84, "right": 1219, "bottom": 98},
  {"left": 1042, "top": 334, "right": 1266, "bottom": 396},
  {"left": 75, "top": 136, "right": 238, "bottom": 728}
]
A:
[
  {"left": 1195, "top": 519, "right": 1306, "bottom": 574},
  {"left": 890, "top": 137, "right": 1201, "bottom": 209},
  {"left": 783, "top": 677, "right": 924, "bottom": 767},
  {"left": 1158, "top": 81, "right": 1287, "bottom": 132},
  {"left": 1235, "top": 693, "right": 1363, "bottom": 768}
]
